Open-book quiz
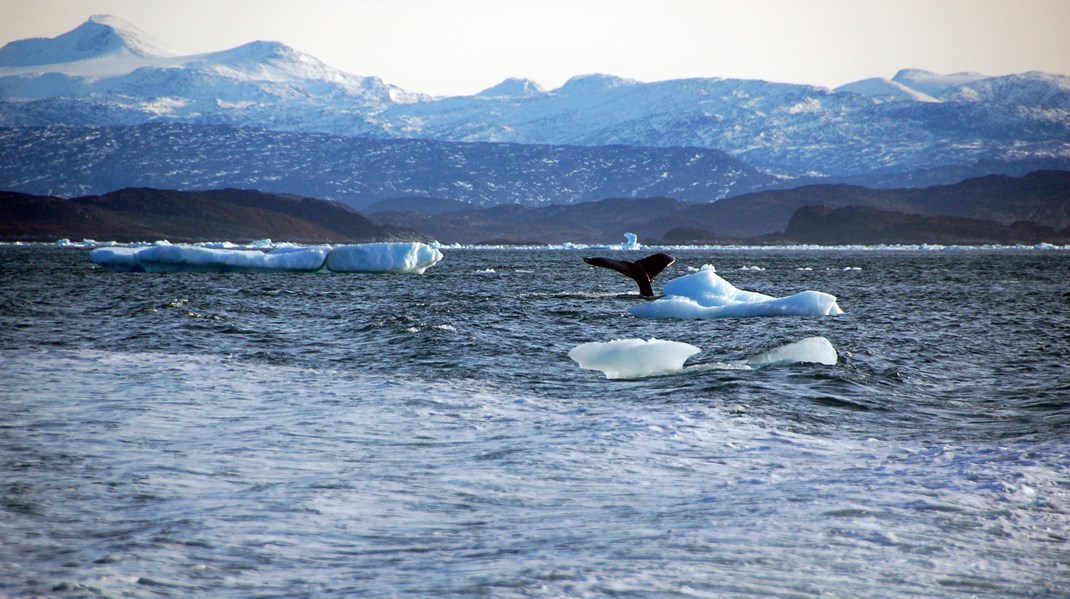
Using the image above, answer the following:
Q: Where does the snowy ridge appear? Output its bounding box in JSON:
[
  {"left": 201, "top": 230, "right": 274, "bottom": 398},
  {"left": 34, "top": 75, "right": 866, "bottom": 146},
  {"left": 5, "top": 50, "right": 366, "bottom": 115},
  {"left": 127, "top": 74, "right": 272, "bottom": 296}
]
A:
[
  {"left": 0, "top": 16, "right": 421, "bottom": 119},
  {"left": 0, "top": 15, "right": 173, "bottom": 68},
  {"left": 1, "top": 16, "right": 1069, "bottom": 178}
]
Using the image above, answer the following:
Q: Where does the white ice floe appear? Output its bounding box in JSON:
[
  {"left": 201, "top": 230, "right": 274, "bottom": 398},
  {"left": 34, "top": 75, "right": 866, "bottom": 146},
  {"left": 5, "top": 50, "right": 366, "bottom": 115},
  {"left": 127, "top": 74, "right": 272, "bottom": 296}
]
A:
[
  {"left": 325, "top": 242, "right": 443, "bottom": 273},
  {"left": 90, "top": 242, "right": 443, "bottom": 274},
  {"left": 569, "top": 338, "right": 701, "bottom": 380},
  {"left": 630, "top": 265, "right": 843, "bottom": 319},
  {"left": 570, "top": 336, "right": 838, "bottom": 379}
]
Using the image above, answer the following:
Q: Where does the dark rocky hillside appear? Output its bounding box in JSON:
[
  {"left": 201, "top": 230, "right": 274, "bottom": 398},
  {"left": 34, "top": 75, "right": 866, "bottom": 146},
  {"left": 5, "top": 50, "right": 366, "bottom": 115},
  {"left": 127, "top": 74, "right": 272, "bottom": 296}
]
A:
[
  {"left": 646, "top": 170, "right": 1070, "bottom": 239},
  {"left": 773, "top": 205, "right": 1069, "bottom": 245},
  {"left": 0, "top": 188, "right": 414, "bottom": 243},
  {"left": 372, "top": 171, "right": 1070, "bottom": 244}
]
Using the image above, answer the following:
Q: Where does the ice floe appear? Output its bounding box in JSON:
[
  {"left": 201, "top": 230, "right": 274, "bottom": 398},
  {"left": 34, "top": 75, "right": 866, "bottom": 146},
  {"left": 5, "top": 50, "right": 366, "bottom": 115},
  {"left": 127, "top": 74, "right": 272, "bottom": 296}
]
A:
[{"left": 568, "top": 338, "right": 701, "bottom": 380}]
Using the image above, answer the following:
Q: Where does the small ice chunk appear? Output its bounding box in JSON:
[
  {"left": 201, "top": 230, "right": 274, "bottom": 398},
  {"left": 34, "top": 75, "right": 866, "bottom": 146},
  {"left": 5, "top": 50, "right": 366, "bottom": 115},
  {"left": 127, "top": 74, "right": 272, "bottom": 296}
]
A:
[
  {"left": 747, "top": 336, "right": 838, "bottom": 366},
  {"left": 569, "top": 337, "right": 701, "bottom": 379},
  {"left": 325, "top": 242, "right": 443, "bottom": 273}
]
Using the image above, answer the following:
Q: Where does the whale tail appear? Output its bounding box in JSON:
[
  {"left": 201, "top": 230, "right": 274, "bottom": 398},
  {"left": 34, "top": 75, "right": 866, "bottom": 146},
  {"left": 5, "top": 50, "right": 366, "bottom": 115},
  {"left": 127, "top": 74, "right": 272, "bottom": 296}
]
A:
[{"left": 583, "top": 253, "right": 675, "bottom": 297}]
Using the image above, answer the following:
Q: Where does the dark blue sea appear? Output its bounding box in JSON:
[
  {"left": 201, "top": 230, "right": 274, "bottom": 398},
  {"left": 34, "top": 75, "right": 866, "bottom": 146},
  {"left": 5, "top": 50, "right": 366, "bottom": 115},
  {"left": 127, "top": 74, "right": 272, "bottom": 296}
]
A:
[{"left": 2, "top": 244, "right": 1069, "bottom": 597}]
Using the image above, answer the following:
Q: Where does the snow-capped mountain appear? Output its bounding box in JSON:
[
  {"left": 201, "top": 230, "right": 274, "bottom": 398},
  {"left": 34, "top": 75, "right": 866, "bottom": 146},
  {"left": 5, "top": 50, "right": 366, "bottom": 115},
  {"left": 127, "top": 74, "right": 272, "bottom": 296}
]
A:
[
  {"left": 0, "top": 15, "right": 173, "bottom": 67},
  {"left": 0, "top": 15, "right": 422, "bottom": 134},
  {"left": 1, "top": 16, "right": 1069, "bottom": 182}
]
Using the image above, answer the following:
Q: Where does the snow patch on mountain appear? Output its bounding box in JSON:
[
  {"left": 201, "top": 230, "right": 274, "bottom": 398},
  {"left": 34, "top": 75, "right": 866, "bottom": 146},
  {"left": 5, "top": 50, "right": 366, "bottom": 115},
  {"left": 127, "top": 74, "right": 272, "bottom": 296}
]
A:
[
  {"left": 891, "top": 69, "right": 987, "bottom": 98},
  {"left": 836, "top": 77, "right": 939, "bottom": 103}
]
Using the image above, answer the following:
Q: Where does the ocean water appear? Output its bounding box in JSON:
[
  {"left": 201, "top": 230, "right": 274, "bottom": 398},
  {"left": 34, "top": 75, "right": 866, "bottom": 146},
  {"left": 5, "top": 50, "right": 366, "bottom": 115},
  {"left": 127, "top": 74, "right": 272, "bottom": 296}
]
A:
[{"left": 1, "top": 245, "right": 1069, "bottom": 597}]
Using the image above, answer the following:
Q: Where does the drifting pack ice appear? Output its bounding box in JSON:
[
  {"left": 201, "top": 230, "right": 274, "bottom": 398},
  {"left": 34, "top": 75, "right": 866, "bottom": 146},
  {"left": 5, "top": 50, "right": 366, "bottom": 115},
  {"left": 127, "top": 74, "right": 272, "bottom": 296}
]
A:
[
  {"left": 91, "top": 242, "right": 443, "bottom": 274},
  {"left": 630, "top": 265, "right": 843, "bottom": 319}
]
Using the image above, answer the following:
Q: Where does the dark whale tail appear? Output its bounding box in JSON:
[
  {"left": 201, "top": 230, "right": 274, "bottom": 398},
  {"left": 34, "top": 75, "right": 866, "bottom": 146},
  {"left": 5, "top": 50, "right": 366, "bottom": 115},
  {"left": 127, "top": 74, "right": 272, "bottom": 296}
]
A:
[{"left": 583, "top": 253, "right": 675, "bottom": 297}]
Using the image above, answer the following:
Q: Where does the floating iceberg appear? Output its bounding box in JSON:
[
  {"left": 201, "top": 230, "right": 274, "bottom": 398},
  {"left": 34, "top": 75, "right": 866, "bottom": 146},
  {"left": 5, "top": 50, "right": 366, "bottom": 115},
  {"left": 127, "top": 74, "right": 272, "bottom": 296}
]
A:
[
  {"left": 621, "top": 232, "right": 641, "bottom": 250},
  {"left": 325, "top": 242, "right": 443, "bottom": 273},
  {"left": 569, "top": 338, "right": 701, "bottom": 380},
  {"left": 569, "top": 336, "right": 838, "bottom": 379},
  {"left": 630, "top": 266, "right": 843, "bottom": 319},
  {"left": 91, "top": 242, "right": 443, "bottom": 274}
]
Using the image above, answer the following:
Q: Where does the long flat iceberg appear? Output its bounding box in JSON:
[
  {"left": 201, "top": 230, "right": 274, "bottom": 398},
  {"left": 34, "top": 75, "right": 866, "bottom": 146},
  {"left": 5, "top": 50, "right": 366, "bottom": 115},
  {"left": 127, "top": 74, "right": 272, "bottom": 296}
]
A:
[
  {"left": 91, "top": 242, "right": 444, "bottom": 274},
  {"left": 630, "top": 266, "right": 843, "bottom": 319},
  {"left": 93, "top": 245, "right": 331, "bottom": 273},
  {"left": 325, "top": 242, "right": 443, "bottom": 274}
]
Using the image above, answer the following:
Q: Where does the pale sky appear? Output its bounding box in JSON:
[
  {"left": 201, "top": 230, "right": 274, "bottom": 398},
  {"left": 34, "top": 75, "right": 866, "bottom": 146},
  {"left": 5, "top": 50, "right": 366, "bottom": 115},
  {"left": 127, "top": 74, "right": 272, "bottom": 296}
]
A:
[{"left": 1, "top": 0, "right": 1068, "bottom": 97}]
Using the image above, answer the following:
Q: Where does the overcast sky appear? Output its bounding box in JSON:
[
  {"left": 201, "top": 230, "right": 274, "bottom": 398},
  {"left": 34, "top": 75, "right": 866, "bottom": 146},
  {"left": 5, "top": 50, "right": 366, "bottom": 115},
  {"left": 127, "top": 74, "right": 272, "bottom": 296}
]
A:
[{"left": 2, "top": 0, "right": 1068, "bottom": 97}]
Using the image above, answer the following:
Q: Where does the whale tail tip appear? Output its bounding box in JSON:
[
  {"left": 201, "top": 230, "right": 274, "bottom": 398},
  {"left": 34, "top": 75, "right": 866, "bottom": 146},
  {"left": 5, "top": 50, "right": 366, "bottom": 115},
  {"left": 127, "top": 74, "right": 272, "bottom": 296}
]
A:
[{"left": 583, "top": 253, "right": 675, "bottom": 297}]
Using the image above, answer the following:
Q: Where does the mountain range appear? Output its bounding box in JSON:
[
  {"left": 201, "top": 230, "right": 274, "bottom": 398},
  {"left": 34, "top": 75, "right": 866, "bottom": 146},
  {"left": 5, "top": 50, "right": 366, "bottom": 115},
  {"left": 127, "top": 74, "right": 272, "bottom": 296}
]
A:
[{"left": 2, "top": 15, "right": 1069, "bottom": 183}]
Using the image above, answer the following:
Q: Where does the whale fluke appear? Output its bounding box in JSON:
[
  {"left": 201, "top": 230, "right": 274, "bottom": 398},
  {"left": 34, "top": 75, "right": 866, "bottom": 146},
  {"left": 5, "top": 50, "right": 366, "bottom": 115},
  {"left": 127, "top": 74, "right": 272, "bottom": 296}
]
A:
[{"left": 583, "top": 253, "right": 675, "bottom": 297}]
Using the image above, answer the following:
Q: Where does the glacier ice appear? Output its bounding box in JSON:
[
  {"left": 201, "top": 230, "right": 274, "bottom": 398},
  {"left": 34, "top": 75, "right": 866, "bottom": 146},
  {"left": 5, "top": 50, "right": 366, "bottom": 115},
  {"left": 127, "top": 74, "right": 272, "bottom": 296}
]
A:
[
  {"left": 568, "top": 338, "right": 701, "bottom": 380},
  {"left": 90, "top": 242, "right": 442, "bottom": 274},
  {"left": 630, "top": 265, "right": 843, "bottom": 320}
]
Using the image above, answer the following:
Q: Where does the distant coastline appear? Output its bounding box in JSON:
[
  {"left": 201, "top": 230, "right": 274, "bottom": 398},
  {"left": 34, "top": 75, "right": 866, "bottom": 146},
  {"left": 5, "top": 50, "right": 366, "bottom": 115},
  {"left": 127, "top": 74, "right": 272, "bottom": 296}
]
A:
[{"left": 3, "top": 171, "right": 1068, "bottom": 246}]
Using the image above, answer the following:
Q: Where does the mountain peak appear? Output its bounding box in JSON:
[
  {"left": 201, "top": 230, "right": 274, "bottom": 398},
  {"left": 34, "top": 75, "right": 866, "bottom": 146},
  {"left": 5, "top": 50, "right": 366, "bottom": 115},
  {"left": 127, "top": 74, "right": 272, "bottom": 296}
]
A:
[
  {"left": 476, "top": 78, "right": 545, "bottom": 98},
  {"left": 557, "top": 74, "right": 636, "bottom": 94},
  {"left": 0, "top": 14, "right": 172, "bottom": 68},
  {"left": 206, "top": 40, "right": 300, "bottom": 66}
]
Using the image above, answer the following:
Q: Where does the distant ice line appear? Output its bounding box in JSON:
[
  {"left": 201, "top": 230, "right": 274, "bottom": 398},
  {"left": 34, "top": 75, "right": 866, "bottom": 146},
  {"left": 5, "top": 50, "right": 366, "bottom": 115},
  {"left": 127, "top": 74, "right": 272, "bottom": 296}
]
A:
[{"left": 30, "top": 238, "right": 1070, "bottom": 252}]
